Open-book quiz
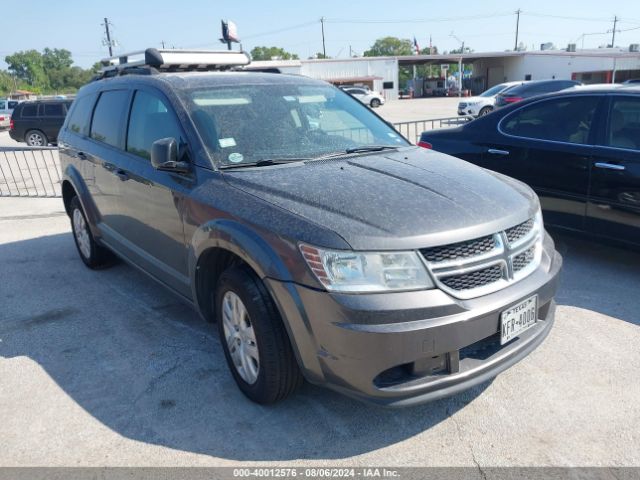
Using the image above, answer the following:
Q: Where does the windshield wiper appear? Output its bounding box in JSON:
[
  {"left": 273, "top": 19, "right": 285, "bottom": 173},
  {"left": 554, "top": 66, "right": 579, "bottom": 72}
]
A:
[
  {"left": 219, "top": 158, "right": 309, "bottom": 170},
  {"left": 344, "top": 145, "right": 400, "bottom": 154}
]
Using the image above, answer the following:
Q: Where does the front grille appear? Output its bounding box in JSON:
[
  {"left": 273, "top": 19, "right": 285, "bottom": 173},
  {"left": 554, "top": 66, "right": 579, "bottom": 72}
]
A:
[
  {"left": 513, "top": 246, "right": 535, "bottom": 272},
  {"left": 440, "top": 265, "right": 504, "bottom": 291},
  {"left": 505, "top": 218, "right": 534, "bottom": 245},
  {"left": 420, "top": 216, "right": 540, "bottom": 299},
  {"left": 420, "top": 235, "right": 495, "bottom": 263}
]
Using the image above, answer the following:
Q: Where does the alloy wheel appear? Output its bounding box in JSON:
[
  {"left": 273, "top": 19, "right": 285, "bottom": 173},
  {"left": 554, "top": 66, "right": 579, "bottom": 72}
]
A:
[
  {"left": 73, "top": 208, "right": 91, "bottom": 259},
  {"left": 221, "top": 291, "right": 260, "bottom": 384}
]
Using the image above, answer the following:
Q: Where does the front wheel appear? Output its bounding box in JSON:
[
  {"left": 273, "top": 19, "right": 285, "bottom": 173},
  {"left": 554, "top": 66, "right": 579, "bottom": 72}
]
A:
[
  {"left": 370, "top": 98, "right": 381, "bottom": 108},
  {"left": 216, "top": 266, "right": 303, "bottom": 404},
  {"left": 478, "top": 106, "right": 493, "bottom": 117},
  {"left": 26, "top": 130, "right": 48, "bottom": 147}
]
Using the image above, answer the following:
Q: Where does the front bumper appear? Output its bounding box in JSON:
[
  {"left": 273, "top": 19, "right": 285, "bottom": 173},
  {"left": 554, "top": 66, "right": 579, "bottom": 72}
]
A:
[{"left": 266, "top": 233, "right": 562, "bottom": 407}]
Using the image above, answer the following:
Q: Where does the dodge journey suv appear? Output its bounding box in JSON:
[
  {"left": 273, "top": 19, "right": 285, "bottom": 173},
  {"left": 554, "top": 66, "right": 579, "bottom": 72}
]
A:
[{"left": 59, "top": 49, "right": 562, "bottom": 406}]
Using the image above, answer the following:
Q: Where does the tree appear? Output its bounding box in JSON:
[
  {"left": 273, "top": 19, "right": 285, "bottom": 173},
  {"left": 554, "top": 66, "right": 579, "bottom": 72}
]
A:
[
  {"left": 310, "top": 52, "right": 330, "bottom": 59},
  {"left": 42, "top": 48, "right": 73, "bottom": 71},
  {"left": 5, "top": 50, "right": 48, "bottom": 89},
  {"left": 250, "top": 46, "right": 299, "bottom": 61},
  {"left": 364, "top": 37, "right": 413, "bottom": 57}
]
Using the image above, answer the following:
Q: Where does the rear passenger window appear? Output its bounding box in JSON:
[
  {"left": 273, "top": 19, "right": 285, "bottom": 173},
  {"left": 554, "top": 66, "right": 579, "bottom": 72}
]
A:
[
  {"left": 43, "top": 103, "right": 64, "bottom": 116},
  {"left": 90, "top": 90, "right": 130, "bottom": 147},
  {"left": 605, "top": 97, "right": 640, "bottom": 151},
  {"left": 501, "top": 96, "right": 600, "bottom": 145},
  {"left": 20, "top": 104, "right": 38, "bottom": 117},
  {"left": 126, "top": 90, "right": 183, "bottom": 160},
  {"left": 67, "top": 95, "right": 95, "bottom": 135}
]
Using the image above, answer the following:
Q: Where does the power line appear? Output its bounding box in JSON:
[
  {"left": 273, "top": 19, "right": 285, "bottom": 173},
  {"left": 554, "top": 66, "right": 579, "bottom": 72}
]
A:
[{"left": 324, "top": 12, "right": 513, "bottom": 24}]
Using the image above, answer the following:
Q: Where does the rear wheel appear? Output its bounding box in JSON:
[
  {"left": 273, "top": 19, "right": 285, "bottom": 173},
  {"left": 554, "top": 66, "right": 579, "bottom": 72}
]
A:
[
  {"left": 26, "top": 130, "right": 47, "bottom": 147},
  {"left": 215, "top": 266, "right": 303, "bottom": 404},
  {"left": 69, "top": 196, "right": 113, "bottom": 269},
  {"left": 478, "top": 106, "right": 493, "bottom": 117},
  {"left": 370, "top": 98, "right": 381, "bottom": 108}
]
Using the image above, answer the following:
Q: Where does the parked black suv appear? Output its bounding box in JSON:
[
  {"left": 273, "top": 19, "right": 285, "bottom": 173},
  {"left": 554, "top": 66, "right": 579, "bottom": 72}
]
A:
[
  {"left": 9, "top": 99, "right": 73, "bottom": 146},
  {"left": 495, "top": 79, "right": 580, "bottom": 107},
  {"left": 59, "top": 49, "right": 561, "bottom": 406}
]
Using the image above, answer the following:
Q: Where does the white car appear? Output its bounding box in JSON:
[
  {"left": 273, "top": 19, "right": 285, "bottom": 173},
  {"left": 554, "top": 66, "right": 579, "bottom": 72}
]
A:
[
  {"left": 457, "top": 81, "right": 523, "bottom": 117},
  {"left": 342, "top": 87, "right": 385, "bottom": 108}
]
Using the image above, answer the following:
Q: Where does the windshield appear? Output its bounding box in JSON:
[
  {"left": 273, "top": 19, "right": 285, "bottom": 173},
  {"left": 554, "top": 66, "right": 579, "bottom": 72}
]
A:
[
  {"left": 480, "top": 83, "right": 510, "bottom": 97},
  {"left": 186, "top": 83, "right": 408, "bottom": 167}
]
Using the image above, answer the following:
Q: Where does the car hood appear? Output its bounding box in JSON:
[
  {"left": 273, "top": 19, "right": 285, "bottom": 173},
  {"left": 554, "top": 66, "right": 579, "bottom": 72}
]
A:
[{"left": 223, "top": 147, "right": 539, "bottom": 250}]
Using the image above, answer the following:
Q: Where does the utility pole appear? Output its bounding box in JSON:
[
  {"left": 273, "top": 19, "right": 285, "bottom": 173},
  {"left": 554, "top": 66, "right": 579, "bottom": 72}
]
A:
[
  {"left": 161, "top": 40, "right": 165, "bottom": 49},
  {"left": 320, "top": 17, "right": 326, "bottom": 58},
  {"left": 514, "top": 9, "right": 522, "bottom": 51},
  {"left": 611, "top": 15, "right": 618, "bottom": 48},
  {"left": 102, "top": 18, "right": 115, "bottom": 57}
]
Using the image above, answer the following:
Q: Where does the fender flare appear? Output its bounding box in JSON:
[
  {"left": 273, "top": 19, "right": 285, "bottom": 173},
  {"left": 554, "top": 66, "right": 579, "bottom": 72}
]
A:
[{"left": 62, "top": 164, "right": 103, "bottom": 238}]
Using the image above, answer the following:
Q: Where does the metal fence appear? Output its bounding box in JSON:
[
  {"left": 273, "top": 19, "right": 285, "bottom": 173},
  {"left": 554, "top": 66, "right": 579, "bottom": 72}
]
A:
[
  {"left": 393, "top": 116, "right": 474, "bottom": 144},
  {"left": 0, "top": 115, "right": 473, "bottom": 199},
  {"left": 0, "top": 148, "right": 61, "bottom": 197}
]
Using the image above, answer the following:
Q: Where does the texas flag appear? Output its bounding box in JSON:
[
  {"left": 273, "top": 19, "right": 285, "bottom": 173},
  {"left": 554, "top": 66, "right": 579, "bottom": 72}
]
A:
[{"left": 413, "top": 37, "right": 420, "bottom": 55}]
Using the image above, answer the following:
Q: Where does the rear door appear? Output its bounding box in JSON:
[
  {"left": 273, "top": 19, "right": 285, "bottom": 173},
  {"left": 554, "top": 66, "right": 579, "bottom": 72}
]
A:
[
  {"left": 85, "top": 89, "right": 132, "bottom": 241},
  {"left": 478, "top": 95, "right": 603, "bottom": 230},
  {"left": 114, "top": 87, "right": 192, "bottom": 296},
  {"left": 587, "top": 95, "right": 640, "bottom": 246},
  {"left": 40, "top": 102, "right": 67, "bottom": 141}
]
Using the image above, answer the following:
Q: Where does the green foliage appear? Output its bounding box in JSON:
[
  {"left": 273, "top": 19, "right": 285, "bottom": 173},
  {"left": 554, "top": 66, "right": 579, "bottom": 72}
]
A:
[
  {"left": 1, "top": 48, "right": 98, "bottom": 95},
  {"left": 364, "top": 37, "right": 413, "bottom": 57},
  {"left": 310, "top": 52, "right": 330, "bottom": 59},
  {"left": 250, "top": 46, "right": 299, "bottom": 61}
]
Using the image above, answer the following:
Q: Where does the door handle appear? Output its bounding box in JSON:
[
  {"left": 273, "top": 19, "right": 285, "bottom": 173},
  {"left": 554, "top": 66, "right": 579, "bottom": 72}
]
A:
[
  {"left": 114, "top": 169, "right": 129, "bottom": 181},
  {"left": 487, "top": 148, "right": 510, "bottom": 156},
  {"left": 594, "top": 162, "right": 625, "bottom": 171}
]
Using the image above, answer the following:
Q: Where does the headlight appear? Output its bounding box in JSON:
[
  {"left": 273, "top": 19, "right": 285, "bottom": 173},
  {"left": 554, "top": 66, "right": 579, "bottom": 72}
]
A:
[{"left": 299, "top": 244, "right": 434, "bottom": 293}]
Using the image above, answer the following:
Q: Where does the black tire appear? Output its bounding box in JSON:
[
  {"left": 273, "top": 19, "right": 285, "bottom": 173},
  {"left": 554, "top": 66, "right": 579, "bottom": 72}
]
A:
[
  {"left": 370, "top": 98, "right": 381, "bottom": 108},
  {"left": 69, "top": 196, "right": 113, "bottom": 269},
  {"left": 216, "top": 266, "right": 303, "bottom": 404},
  {"left": 478, "top": 106, "right": 493, "bottom": 117},
  {"left": 25, "top": 129, "right": 48, "bottom": 147}
]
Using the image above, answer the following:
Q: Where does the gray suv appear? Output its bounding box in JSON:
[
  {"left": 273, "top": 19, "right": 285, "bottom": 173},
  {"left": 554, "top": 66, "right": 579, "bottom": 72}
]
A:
[{"left": 58, "top": 49, "right": 562, "bottom": 406}]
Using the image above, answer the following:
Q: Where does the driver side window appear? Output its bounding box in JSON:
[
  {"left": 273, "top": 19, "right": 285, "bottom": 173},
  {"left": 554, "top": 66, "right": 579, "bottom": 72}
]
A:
[{"left": 127, "top": 90, "right": 184, "bottom": 160}]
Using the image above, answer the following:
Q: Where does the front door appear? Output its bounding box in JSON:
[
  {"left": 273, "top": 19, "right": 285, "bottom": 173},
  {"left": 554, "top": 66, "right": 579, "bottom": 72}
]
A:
[
  {"left": 479, "top": 95, "right": 603, "bottom": 231},
  {"left": 587, "top": 95, "right": 640, "bottom": 246},
  {"left": 114, "top": 87, "right": 193, "bottom": 297}
]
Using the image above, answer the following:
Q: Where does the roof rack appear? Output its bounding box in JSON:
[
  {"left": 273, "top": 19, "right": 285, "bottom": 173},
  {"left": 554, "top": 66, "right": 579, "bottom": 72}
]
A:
[{"left": 97, "top": 48, "right": 251, "bottom": 78}]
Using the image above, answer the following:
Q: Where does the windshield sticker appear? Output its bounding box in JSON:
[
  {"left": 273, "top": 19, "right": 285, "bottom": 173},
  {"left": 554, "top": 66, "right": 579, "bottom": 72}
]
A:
[
  {"left": 228, "top": 152, "right": 244, "bottom": 164},
  {"left": 219, "top": 137, "right": 237, "bottom": 148}
]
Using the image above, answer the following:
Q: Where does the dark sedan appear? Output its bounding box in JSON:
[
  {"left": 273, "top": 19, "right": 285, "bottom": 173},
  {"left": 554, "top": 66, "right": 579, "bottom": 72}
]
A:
[
  {"left": 418, "top": 85, "right": 640, "bottom": 248},
  {"left": 495, "top": 80, "right": 580, "bottom": 107}
]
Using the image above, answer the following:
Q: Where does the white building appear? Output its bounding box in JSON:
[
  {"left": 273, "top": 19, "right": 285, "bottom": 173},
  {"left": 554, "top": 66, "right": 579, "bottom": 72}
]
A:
[{"left": 247, "top": 47, "right": 640, "bottom": 101}]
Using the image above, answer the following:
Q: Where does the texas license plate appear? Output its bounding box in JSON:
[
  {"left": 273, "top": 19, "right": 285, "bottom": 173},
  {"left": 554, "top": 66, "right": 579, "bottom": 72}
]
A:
[{"left": 500, "top": 295, "right": 538, "bottom": 345}]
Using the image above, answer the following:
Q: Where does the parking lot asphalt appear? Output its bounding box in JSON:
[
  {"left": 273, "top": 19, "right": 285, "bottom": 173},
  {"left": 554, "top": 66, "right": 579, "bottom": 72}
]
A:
[{"left": 0, "top": 197, "right": 639, "bottom": 467}]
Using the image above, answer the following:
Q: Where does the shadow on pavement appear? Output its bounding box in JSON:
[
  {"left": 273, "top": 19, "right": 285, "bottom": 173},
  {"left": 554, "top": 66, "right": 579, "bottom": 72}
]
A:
[
  {"left": 0, "top": 232, "right": 489, "bottom": 461},
  {"left": 550, "top": 229, "right": 640, "bottom": 326}
]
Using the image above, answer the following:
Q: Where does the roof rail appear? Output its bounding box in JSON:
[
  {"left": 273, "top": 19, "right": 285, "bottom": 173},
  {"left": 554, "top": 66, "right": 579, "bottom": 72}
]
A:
[{"left": 99, "top": 48, "right": 251, "bottom": 75}]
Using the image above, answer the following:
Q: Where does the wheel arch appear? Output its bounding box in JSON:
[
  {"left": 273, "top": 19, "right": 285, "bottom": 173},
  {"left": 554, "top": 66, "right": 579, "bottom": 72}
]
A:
[{"left": 61, "top": 165, "right": 101, "bottom": 235}]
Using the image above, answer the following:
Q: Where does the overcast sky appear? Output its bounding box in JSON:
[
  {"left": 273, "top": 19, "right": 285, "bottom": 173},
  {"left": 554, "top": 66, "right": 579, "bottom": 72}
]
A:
[{"left": 2, "top": 0, "right": 639, "bottom": 69}]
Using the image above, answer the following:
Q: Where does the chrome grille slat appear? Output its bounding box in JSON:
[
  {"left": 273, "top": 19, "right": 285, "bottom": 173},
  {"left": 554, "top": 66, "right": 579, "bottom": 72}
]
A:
[{"left": 420, "top": 217, "right": 541, "bottom": 299}]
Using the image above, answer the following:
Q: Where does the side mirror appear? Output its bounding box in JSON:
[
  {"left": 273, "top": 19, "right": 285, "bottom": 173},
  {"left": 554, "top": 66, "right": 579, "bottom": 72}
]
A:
[{"left": 151, "top": 137, "right": 190, "bottom": 173}]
